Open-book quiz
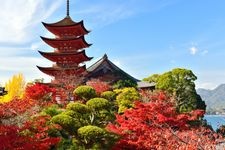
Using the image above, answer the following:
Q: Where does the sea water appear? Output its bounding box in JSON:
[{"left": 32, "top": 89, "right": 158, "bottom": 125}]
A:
[{"left": 204, "top": 115, "right": 225, "bottom": 131}]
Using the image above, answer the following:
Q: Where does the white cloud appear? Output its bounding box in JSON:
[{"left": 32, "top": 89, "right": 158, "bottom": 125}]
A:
[
  {"left": 0, "top": 0, "right": 62, "bottom": 44},
  {"left": 190, "top": 46, "right": 198, "bottom": 55},
  {"left": 30, "top": 42, "right": 44, "bottom": 51},
  {"left": 0, "top": 1, "right": 63, "bottom": 84},
  {"left": 0, "top": 56, "right": 52, "bottom": 85},
  {"left": 0, "top": 46, "right": 30, "bottom": 57},
  {"left": 195, "top": 71, "right": 225, "bottom": 90},
  {"left": 195, "top": 82, "right": 217, "bottom": 90}
]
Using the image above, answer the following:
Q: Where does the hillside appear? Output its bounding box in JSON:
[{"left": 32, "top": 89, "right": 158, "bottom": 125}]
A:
[{"left": 197, "top": 84, "right": 225, "bottom": 114}]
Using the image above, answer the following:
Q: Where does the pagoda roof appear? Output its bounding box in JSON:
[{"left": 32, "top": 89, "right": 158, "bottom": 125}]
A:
[
  {"left": 41, "top": 36, "right": 92, "bottom": 50},
  {"left": 42, "top": 20, "right": 90, "bottom": 37},
  {"left": 37, "top": 65, "right": 86, "bottom": 77},
  {"left": 42, "top": 16, "right": 77, "bottom": 27},
  {"left": 87, "top": 54, "right": 139, "bottom": 82},
  {"left": 38, "top": 50, "right": 93, "bottom": 63}
]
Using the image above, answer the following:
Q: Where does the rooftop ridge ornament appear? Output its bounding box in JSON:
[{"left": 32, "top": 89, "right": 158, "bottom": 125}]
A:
[{"left": 67, "top": 0, "right": 70, "bottom": 16}]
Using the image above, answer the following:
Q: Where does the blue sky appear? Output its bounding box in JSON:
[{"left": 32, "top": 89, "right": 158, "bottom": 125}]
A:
[{"left": 0, "top": 0, "right": 225, "bottom": 89}]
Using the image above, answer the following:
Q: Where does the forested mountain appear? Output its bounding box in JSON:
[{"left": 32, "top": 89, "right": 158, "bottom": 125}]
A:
[{"left": 197, "top": 84, "right": 225, "bottom": 113}]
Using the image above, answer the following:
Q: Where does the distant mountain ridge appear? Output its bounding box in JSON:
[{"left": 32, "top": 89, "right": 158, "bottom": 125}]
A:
[{"left": 197, "top": 84, "right": 225, "bottom": 113}]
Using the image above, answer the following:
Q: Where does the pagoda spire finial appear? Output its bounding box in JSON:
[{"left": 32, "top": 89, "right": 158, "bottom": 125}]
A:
[{"left": 67, "top": 0, "right": 70, "bottom": 16}]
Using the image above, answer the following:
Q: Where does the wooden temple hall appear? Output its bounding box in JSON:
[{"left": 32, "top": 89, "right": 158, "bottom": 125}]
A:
[{"left": 37, "top": 0, "right": 154, "bottom": 89}]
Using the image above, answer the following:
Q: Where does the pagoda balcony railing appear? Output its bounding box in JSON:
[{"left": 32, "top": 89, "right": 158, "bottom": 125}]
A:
[
  {"left": 54, "top": 49, "right": 82, "bottom": 53},
  {"left": 53, "top": 64, "right": 79, "bottom": 68},
  {"left": 55, "top": 35, "right": 78, "bottom": 39}
]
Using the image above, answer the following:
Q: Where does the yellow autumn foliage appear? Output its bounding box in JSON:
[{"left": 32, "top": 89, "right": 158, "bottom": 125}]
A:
[{"left": 0, "top": 73, "right": 26, "bottom": 103}]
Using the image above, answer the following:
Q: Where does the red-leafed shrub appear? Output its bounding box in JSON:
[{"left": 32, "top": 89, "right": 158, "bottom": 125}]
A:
[
  {"left": 24, "top": 83, "right": 56, "bottom": 103},
  {"left": 0, "top": 83, "right": 57, "bottom": 119},
  {"left": 0, "top": 116, "right": 61, "bottom": 150},
  {"left": 0, "top": 98, "right": 36, "bottom": 119},
  {"left": 86, "top": 79, "right": 111, "bottom": 95},
  {"left": 0, "top": 125, "right": 28, "bottom": 149},
  {"left": 107, "top": 92, "right": 221, "bottom": 150}
]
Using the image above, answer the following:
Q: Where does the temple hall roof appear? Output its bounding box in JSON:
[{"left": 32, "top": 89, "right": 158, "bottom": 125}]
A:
[{"left": 87, "top": 54, "right": 139, "bottom": 82}]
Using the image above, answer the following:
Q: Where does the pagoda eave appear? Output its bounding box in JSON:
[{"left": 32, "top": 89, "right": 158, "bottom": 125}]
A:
[
  {"left": 42, "top": 21, "right": 78, "bottom": 27},
  {"left": 38, "top": 50, "right": 93, "bottom": 63},
  {"left": 42, "top": 20, "right": 90, "bottom": 36},
  {"left": 40, "top": 36, "right": 91, "bottom": 50},
  {"left": 42, "top": 16, "right": 77, "bottom": 26},
  {"left": 37, "top": 65, "right": 86, "bottom": 76}
]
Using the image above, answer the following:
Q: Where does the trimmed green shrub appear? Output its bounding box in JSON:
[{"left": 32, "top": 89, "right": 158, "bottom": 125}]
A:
[
  {"left": 66, "top": 102, "right": 90, "bottom": 114},
  {"left": 61, "top": 110, "right": 82, "bottom": 119},
  {"left": 113, "top": 79, "right": 137, "bottom": 89},
  {"left": 101, "top": 91, "right": 116, "bottom": 101},
  {"left": 56, "top": 138, "right": 86, "bottom": 150},
  {"left": 116, "top": 87, "right": 140, "bottom": 102},
  {"left": 61, "top": 109, "right": 90, "bottom": 126},
  {"left": 51, "top": 114, "right": 81, "bottom": 133},
  {"left": 73, "top": 86, "right": 96, "bottom": 100},
  {"left": 77, "top": 125, "right": 118, "bottom": 149},
  {"left": 116, "top": 87, "right": 140, "bottom": 113},
  {"left": 41, "top": 104, "right": 62, "bottom": 117},
  {"left": 98, "top": 109, "right": 115, "bottom": 123},
  {"left": 86, "top": 98, "right": 110, "bottom": 110},
  {"left": 78, "top": 125, "right": 106, "bottom": 143},
  {"left": 118, "top": 105, "right": 128, "bottom": 114},
  {"left": 118, "top": 99, "right": 134, "bottom": 107}
]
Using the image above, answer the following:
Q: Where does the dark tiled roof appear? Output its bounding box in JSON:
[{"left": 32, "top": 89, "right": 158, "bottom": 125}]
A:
[
  {"left": 137, "top": 81, "right": 155, "bottom": 88},
  {"left": 87, "top": 54, "right": 140, "bottom": 82}
]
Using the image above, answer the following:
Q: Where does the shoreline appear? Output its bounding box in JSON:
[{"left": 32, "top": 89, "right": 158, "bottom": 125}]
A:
[{"left": 205, "top": 114, "right": 225, "bottom": 117}]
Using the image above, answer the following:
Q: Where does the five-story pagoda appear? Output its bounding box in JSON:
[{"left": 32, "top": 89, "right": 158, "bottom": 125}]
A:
[{"left": 37, "top": 0, "right": 92, "bottom": 83}]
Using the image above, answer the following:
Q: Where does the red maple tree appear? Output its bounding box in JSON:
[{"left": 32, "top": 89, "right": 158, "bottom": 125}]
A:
[
  {"left": 0, "top": 98, "right": 36, "bottom": 119},
  {"left": 86, "top": 79, "right": 111, "bottom": 95},
  {"left": 107, "top": 91, "right": 222, "bottom": 150},
  {"left": 24, "top": 83, "right": 56, "bottom": 101},
  {"left": 0, "top": 115, "right": 61, "bottom": 150}
]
